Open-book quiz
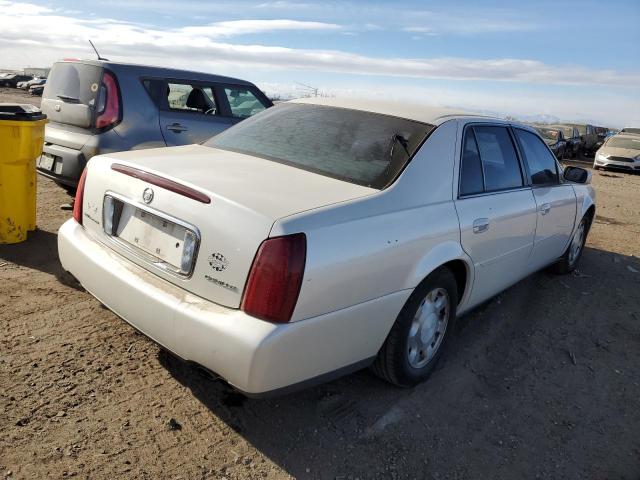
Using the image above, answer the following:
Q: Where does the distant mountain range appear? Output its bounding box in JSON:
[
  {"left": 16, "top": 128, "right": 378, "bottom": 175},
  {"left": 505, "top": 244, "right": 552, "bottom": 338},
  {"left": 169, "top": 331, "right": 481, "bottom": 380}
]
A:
[{"left": 449, "top": 107, "right": 608, "bottom": 127}]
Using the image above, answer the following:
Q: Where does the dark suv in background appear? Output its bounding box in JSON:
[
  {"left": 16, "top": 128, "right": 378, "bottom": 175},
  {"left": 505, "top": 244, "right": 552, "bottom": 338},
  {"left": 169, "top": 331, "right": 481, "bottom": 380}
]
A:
[
  {"left": 38, "top": 60, "right": 273, "bottom": 188},
  {"left": 568, "top": 123, "right": 599, "bottom": 156},
  {"left": 0, "top": 73, "right": 33, "bottom": 88},
  {"left": 550, "top": 124, "right": 583, "bottom": 158}
]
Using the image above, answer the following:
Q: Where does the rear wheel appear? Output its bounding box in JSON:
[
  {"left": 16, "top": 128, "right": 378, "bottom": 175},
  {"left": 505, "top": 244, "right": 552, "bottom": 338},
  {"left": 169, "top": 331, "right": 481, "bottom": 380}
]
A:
[
  {"left": 57, "top": 183, "right": 77, "bottom": 196},
  {"left": 372, "top": 267, "right": 458, "bottom": 387}
]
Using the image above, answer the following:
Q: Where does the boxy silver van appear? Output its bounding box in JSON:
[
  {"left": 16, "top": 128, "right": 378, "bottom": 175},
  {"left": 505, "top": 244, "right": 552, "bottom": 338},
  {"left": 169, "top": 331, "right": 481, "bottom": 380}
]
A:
[{"left": 38, "top": 60, "right": 273, "bottom": 188}]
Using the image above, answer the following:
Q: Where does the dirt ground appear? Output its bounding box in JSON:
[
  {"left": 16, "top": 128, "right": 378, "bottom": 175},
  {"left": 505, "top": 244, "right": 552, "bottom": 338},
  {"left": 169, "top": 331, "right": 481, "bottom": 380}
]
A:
[
  {"left": 0, "top": 87, "right": 41, "bottom": 108},
  {"left": 1, "top": 88, "right": 639, "bottom": 479}
]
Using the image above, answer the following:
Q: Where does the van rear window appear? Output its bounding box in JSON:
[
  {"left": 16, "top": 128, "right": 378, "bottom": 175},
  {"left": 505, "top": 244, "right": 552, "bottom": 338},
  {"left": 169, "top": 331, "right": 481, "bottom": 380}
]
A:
[{"left": 44, "top": 63, "right": 102, "bottom": 107}]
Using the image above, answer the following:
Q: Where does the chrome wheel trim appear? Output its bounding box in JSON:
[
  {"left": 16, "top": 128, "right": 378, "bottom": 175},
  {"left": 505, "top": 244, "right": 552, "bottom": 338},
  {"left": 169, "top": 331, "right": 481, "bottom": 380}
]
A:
[
  {"left": 407, "top": 287, "right": 450, "bottom": 369},
  {"left": 568, "top": 220, "right": 586, "bottom": 265}
]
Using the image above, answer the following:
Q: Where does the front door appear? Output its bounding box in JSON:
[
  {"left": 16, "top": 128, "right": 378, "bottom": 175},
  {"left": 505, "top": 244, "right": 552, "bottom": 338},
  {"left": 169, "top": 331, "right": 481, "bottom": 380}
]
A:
[
  {"left": 513, "top": 128, "right": 577, "bottom": 270},
  {"left": 455, "top": 124, "right": 538, "bottom": 307},
  {"left": 159, "top": 82, "right": 234, "bottom": 146}
]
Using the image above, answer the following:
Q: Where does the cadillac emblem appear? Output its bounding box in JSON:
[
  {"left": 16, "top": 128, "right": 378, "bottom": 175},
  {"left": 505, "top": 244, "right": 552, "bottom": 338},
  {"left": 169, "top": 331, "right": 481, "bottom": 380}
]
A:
[{"left": 142, "top": 188, "right": 154, "bottom": 204}]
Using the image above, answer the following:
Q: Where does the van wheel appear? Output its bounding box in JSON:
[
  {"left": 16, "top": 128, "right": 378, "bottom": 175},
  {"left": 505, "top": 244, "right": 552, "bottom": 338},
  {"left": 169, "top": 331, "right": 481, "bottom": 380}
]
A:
[
  {"left": 551, "top": 214, "right": 591, "bottom": 274},
  {"left": 58, "top": 184, "right": 77, "bottom": 196},
  {"left": 371, "top": 267, "right": 458, "bottom": 387}
]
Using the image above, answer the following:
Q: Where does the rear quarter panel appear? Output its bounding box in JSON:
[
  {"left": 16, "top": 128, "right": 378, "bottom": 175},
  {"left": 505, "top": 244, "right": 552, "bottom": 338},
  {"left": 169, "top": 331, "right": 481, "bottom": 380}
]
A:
[
  {"left": 272, "top": 120, "right": 473, "bottom": 322},
  {"left": 108, "top": 66, "right": 166, "bottom": 151}
]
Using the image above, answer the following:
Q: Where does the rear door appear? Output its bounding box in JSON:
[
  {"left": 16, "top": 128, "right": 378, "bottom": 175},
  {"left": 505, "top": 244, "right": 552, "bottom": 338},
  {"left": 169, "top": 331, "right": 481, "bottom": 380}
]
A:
[
  {"left": 513, "top": 128, "right": 577, "bottom": 270},
  {"left": 454, "top": 123, "right": 538, "bottom": 306},
  {"left": 159, "top": 80, "right": 234, "bottom": 146}
]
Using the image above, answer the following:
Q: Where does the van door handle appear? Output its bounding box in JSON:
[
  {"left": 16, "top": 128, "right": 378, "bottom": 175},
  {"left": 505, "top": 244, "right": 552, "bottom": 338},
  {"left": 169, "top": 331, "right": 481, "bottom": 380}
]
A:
[
  {"left": 167, "top": 123, "right": 187, "bottom": 133},
  {"left": 539, "top": 203, "right": 551, "bottom": 215},
  {"left": 472, "top": 218, "right": 489, "bottom": 234}
]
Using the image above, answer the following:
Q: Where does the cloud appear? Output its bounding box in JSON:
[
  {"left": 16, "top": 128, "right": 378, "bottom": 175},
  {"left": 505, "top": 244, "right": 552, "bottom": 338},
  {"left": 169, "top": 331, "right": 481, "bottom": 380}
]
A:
[
  {"left": 179, "top": 19, "right": 341, "bottom": 37},
  {"left": 1, "top": 1, "right": 637, "bottom": 90},
  {"left": 400, "top": 8, "right": 540, "bottom": 35}
]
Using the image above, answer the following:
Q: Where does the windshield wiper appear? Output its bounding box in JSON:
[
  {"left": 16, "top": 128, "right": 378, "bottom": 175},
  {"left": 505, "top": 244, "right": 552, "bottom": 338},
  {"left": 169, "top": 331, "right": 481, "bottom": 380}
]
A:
[
  {"left": 390, "top": 133, "right": 410, "bottom": 160},
  {"left": 57, "top": 94, "right": 80, "bottom": 103}
]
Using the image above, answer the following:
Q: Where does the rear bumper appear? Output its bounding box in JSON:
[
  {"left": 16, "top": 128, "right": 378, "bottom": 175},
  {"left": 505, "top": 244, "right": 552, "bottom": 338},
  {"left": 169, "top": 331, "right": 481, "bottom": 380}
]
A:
[
  {"left": 58, "top": 220, "right": 407, "bottom": 395},
  {"left": 37, "top": 142, "right": 87, "bottom": 187}
]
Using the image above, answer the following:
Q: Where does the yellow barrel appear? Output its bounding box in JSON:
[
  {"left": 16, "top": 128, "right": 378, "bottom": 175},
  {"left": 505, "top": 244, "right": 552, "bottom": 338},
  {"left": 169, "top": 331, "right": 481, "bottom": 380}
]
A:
[{"left": 0, "top": 104, "right": 47, "bottom": 244}]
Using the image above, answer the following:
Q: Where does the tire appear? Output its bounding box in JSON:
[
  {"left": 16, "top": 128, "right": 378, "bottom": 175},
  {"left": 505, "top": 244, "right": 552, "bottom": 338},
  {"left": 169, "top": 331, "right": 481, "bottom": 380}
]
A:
[
  {"left": 371, "top": 267, "right": 458, "bottom": 387},
  {"left": 62, "top": 185, "right": 77, "bottom": 196},
  {"left": 551, "top": 213, "right": 591, "bottom": 274}
]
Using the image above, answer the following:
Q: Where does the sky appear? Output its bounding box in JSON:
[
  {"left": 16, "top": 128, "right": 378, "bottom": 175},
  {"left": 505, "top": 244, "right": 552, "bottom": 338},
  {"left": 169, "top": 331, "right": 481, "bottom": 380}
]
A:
[{"left": 0, "top": 0, "right": 638, "bottom": 127}]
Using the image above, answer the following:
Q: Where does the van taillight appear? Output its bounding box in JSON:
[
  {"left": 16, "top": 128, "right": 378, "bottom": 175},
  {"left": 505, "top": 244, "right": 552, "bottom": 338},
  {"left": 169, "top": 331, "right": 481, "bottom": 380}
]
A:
[
  {"left": 73, "top": 168, "right": 88, "bottom": 224},
  {"left": 241, "top": 234, "right": 306, "bottom": 323},
  {"left": 96, "top": 71, "right": 120, "bottom": 129}
]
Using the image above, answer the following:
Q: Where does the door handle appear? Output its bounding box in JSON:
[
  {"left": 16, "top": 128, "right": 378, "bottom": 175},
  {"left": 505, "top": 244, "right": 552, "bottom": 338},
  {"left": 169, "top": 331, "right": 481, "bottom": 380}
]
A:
[
  {"left": 167, "top": 123, "right": 188, "bottom": 133},
  {"left": 472, "top": 218, "right": 489, "bottom": 234},
  {"left": 539, "top": 203, "right": 551, "bottom": 215}
]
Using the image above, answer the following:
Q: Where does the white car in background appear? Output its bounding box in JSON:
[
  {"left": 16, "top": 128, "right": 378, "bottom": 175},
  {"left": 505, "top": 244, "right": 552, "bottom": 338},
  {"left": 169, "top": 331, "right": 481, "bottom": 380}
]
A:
[
  {"left": 58, "top": 98, "right": 596, "bottom": 396},
  {"left": 593, "top": 133, "right": 640, "bottom": 172}
]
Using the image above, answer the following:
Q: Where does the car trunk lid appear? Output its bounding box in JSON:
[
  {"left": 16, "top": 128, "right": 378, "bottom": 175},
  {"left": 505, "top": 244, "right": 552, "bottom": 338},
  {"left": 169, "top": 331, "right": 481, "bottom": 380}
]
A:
[{"left": 80, "top": 144, "right": 376, "bottom": 309}]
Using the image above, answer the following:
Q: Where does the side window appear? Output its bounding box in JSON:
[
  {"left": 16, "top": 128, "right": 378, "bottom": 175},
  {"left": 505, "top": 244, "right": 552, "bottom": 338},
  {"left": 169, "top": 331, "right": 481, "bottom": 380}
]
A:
[
  {"left": 142, "top": 79, "right": 164, "bottom": 107},
  {"left": 223, "top": 87, "right": 267, "bottom": 118},
  {"left": 514, "top": 129, "right": 559, "bottom": 186},
  {"left": 460, "top": 128, "right": 484, "bottom": 195},
  {"left": 166, "top": 83, "right": 216, "bottom": 114},
  {"left": 473, "top": 126, "right": 523, "bottom": 192}
]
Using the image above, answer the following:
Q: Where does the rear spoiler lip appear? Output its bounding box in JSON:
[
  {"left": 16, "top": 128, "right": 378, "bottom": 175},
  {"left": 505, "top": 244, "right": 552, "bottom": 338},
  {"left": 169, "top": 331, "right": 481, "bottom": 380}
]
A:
[{"left": 111, "top": 163, "right": 212, "bottom": 204}]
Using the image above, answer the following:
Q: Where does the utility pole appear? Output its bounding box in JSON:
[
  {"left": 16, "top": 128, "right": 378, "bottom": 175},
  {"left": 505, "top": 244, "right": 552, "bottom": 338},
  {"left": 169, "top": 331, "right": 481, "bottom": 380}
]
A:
[{"left": 295, "top": 81, "right": 318, "bottom": 97}]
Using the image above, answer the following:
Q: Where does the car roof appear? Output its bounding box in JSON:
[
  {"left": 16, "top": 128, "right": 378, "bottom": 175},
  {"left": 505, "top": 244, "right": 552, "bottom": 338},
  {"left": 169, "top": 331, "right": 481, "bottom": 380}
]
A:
[
  {"left": 57, "top": 59, "right": 255, "bottom": 86},
  {"left": 287, "top": 96, "right": 494, "bottom": 125}
]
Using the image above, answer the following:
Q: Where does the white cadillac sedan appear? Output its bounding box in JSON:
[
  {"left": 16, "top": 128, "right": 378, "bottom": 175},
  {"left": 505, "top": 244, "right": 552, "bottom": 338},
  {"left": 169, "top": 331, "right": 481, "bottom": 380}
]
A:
[{"left": 58, "top": 98, "right": 596, "bottom": 396}]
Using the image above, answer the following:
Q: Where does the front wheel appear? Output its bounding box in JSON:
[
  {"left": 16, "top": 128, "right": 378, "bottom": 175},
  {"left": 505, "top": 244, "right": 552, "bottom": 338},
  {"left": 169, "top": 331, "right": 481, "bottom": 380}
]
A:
[
  {"left": 551, "top": 214, "right": 591, "bottom": 274},
  {"left": 371, "top": 267, "right": 458, "bottom": 387}
]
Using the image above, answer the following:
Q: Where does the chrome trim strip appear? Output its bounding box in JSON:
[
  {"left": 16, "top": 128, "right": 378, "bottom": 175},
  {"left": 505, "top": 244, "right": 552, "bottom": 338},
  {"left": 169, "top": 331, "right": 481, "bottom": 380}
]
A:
[
  {"left": 101, "top": 191, "right": 201, "bottom": 279},
  {"left": 458, "top": 186, "right": 532, "bottom": 200}
]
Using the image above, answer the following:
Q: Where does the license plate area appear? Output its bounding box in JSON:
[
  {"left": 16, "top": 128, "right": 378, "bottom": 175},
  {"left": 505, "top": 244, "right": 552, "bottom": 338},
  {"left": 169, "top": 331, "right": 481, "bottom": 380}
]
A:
[
  {"left": 103, "top": 194, "right": 199, "bottom": 277},
  {"left": 38, "top": 152, "right": 57, "bottom": 171}
]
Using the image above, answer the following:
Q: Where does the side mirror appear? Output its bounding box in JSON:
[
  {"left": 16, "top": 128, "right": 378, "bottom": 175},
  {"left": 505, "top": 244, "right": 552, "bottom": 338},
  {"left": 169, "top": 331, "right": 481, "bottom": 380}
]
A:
[{"left": 563, "top": 166, "right": 591, "bottom": 184}]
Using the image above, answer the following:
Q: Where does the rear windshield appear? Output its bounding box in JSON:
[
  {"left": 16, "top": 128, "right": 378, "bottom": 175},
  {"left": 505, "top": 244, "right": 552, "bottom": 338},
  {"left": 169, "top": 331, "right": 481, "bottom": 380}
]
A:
[
  {"left": 44, "top": 62, "right": 102, "bottom": 106},
  {"left": 605, "top": 136, "right": 640, "bottom": 150},
  {"left": 205, "top": 103, "right": 433, "bottom": 189}
]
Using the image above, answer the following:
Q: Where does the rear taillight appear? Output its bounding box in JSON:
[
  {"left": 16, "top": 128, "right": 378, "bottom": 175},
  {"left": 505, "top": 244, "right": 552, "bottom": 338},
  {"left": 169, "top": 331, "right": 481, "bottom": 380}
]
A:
[
  {"left": 73, "top": 168, "right": 88, "bottom": 224},
  {"left": 241, "top": 233, "right": 306, "bottom": 323},
  {"left": 96, "top": 71, "right": 120, "bottom": 129}
]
